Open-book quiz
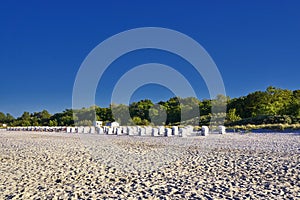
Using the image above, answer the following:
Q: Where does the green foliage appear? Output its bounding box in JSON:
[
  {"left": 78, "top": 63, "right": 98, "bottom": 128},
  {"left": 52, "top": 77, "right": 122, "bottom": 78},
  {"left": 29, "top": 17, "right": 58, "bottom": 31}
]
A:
[
  {"left": 289, "top": 90, "right": 300, "bottom": 117},
  {"left": 229, "top": 86, "right": 294, "bottom": 118},
  {"left": 211, "top": 94, "right": 228, "bottom": 114},
  {"left": 110, "top": 104, "right": 131, "bottom": 125},
  {"left": 76, "top": 120, "right": 93, "bottom": 126},
  {"left": 228, "top": 123, "right": 300, "bottom": 131},
  {"left": 227, "top": 115, "right": 293, "bottom": 126},
  {"left": 73, "top": 107, "right": 95, "bottom": 126},
  {"left": 149, "top": 104, "right": 167, "bottom": 125},
  {"left": 199, "top": 114, "right": 211, "bottom": 126},
  {"left": 51, "top": 109, "right": 74, "bottom": 126},
  {"left": 160, "top": 97, "right": 181, "bottom": 124},
  {"left": 131, "top": 116, "right": 149, "bottom": 125},
  {"left": 227, "top": 108, "right": 242, "bottom": 123},
  {"left": 5, "top": 113, "right": 15, "bottom": 124},
  {"left": 96, "top": 107, "right": 113, "bottom": 122},
  {"left": 49, "top": 119, "right": 58, "bottom": 126},
  {"left": 199, "top": 99, "right": 211, "bottom": 116},
  {"left": 180, "top": 97, "right": 200, "bottom": 124},
  {"left": 129, "top": 99, "right": 154, "bottom": 122},
  {"left": 0, "top": 112, "right": 6, "bottom": 123},
  {"left": 1, "top": 86, "right": 300, "bottom": 128}
]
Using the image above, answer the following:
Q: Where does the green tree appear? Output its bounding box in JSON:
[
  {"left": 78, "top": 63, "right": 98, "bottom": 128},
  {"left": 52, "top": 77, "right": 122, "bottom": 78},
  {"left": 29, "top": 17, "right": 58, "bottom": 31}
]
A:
[
  {"left": 73, "top": 107, "right": 95, "bottom": 126},
  {"left": 162, "top": 97, "right": 181, "bottom": 124},
  {"left": 180, "top": 97, "right": 200, "bottom": 123},
  {"left": 96, "top": 107, "right": 114, "bottom": 122},
  {"left": 211, "top": 94, "right": 228, "bottom": 114},
  {"left": 0, "top": 112, "right": 6, "bottom": 123},
  {"left": 290, "top": 90, "right": 300, "bottom": 117},
  {"left": 263, "top": 86, "right": 293, "bottom": 115},
  {"left": 49, "top": 119, "right": 58, "bottom": 126},
  {"left": 51, "top": 109, "right": 74, "bottom": 126},
  {"left": 132, "top": 116, "right": 142, "bottom": 125},
  {"left": 18, "top": 112, "right": 31, "bottom": 126},
  {"left": 111, "top": 104, "right": 131, "bottom": 125},
  {"left": 129, "top": 99, "right": 154, "bottom": 121},
  {"left": 40, "top": 110, "right": 51, "bottom": 125},
  {"left": 199, "top": 99, "right": 212, "bottom": 116},
  {"left": 149, "top": 104, "right": 167, "bottom": 125},
  {"left": 226, "top": 108, "right": 242, "bottom": 123},
  {"left": 5, "top": 113, "right": 15, "bottom": 124}
]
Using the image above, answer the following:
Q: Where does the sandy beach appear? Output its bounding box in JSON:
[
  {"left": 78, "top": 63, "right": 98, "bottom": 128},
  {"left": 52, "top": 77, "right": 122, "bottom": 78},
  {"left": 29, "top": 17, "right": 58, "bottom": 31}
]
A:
[{"left": 0, "top": 131, "right": 299, "bottom": 199}]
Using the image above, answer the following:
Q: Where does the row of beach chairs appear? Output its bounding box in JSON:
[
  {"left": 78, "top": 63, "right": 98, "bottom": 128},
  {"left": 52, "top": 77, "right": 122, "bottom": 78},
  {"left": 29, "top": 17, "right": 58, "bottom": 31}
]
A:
[{"left": 6, "top": 125, "right": 226, "bottom": 137}]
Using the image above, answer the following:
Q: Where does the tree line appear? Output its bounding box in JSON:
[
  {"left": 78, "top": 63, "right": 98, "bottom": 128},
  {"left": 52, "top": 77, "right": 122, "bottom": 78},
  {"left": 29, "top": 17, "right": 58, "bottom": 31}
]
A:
[{"left": 0, "top": 86, "right": 299, "bottom": 127}]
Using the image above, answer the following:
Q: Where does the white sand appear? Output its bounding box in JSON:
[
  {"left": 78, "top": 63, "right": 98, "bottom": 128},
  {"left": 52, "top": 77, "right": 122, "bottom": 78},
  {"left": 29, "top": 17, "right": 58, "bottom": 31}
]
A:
[{"left": 0, "top": 131, "right": 299, "bottom": 199}]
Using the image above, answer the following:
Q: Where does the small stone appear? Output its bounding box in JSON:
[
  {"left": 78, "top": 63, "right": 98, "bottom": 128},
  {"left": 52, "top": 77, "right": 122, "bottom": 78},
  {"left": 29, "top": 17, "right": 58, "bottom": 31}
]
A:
[
  {"left": 55, "top": 179, "right": 62, "bottom": 183},
  {"left": 37, "top": 185, "right": 44, "bottom": 190},
  {"left": 119, "top": 178, "right": 127, "bottom": 183}
]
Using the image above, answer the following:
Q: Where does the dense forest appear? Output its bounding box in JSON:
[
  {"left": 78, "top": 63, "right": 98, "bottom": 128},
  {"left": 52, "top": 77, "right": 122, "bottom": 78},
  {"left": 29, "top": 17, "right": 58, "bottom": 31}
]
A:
[{"left": 0, "top": 87, "right": 299, "bottom": 128}]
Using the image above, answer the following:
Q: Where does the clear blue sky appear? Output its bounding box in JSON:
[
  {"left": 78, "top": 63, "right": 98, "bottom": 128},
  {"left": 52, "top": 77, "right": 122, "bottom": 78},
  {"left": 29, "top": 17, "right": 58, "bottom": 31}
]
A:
[{"left": 0, "top": 1, "right": 299, "bottom": 117}]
